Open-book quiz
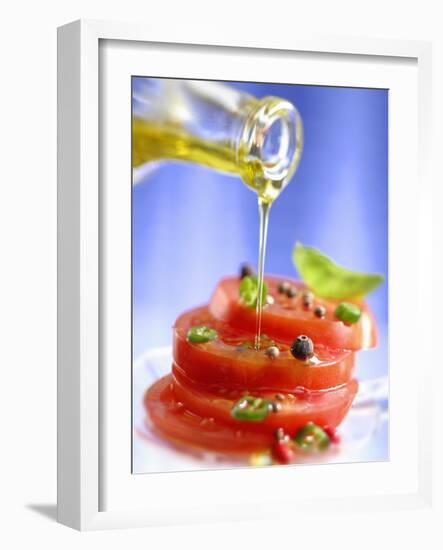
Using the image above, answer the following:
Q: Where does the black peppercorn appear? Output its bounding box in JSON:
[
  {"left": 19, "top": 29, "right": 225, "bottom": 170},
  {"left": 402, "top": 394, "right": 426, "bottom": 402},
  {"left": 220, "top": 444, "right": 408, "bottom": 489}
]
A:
[
  {"left": 240, "top": 263, "right": 254, "bottom": 279},
  {"left": 314, "top": 305, "right": 326, "bottom": 319},
  {"left": 278, "top": 281, "right": 291, "bottom": 294},
  {"left": 269, "top": 401, "right": 282, "bottom": 413},
  {"left": 290, "top": 335, "right": 314, "bottom": 361},
  {"left": 286, "top": 286, "right": 297, "bottom": 298}
]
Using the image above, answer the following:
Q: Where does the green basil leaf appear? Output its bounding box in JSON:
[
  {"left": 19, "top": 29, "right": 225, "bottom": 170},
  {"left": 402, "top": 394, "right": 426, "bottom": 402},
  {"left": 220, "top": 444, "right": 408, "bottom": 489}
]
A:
[
  {"left": 293, "top": 242, "right": 384, "bottom": 300},
  {"left": 239, "top": 275, "right": 268, "bottom": 308}
]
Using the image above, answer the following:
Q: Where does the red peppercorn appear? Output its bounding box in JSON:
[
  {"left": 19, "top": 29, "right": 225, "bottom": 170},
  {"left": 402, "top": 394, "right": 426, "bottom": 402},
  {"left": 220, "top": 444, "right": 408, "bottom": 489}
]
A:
[
  {"left": 272, "top": 440, "right": 295, "bottom": 464},
  {"left": 323, "top": 425, "right": 340, "bottom": 444}
]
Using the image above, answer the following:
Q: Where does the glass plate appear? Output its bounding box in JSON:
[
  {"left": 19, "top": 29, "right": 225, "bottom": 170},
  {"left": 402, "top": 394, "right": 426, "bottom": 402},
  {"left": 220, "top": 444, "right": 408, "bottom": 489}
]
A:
[{"left": 132, "top": 347, "right": 388, "bottom": 473}]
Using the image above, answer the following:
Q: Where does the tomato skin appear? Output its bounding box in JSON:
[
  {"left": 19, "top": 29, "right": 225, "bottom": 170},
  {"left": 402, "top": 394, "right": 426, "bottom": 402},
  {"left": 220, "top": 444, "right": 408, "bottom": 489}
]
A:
[
  {"left": 173, "top": 306, "right": 356, "bottom": 391},
  {"left": 209, "top": 276, "right": 377, "bottom": 351},
  {"left": 171, "top": 365, "right": 358, "bottom": 435}
]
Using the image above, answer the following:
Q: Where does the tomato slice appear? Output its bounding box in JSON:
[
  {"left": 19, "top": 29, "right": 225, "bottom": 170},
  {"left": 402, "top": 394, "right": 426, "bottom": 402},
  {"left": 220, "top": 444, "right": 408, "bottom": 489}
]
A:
[
  {"left": 172, "top": 366, "right": 358, "bottom": 435},
  {"left": 209, "top": 276, "right": 377, "bottom": 350},
  {"left": 144, "top": 375, "right": 271, "bottom": 454},
  {"left": 173, "top": 306, "right": 356, "bottom": 391},
  {"left": 144, "top": 374, "right": 358, "bottom": 455}
]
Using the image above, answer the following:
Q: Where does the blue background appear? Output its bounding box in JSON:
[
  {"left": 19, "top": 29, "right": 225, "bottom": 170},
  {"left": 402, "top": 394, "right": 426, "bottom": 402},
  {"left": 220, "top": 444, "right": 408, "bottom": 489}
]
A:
[{"left": 132, "top": 79, "right": 388, "bottom": 400}]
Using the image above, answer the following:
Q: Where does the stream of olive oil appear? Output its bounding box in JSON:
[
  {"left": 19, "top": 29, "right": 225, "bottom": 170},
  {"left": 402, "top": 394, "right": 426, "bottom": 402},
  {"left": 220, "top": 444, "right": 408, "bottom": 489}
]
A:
[
  {"left": 133, "top": 118, "right": 284, "bottom": 348},
  {"left": 254, "top": 200, "right": 271, "bottom": 349}
]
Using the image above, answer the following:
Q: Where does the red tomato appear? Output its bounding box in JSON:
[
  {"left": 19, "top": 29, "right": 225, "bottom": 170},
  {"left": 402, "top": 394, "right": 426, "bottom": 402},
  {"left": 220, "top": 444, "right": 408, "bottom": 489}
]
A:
[
  {"left": 173, "top": 306, "right": 356, "bottom": 391},
  {"left": 144, "top": 374, "right": 357, "bottom": 455},
  {"left": 172, "top": 366, "right": 358, "bottom": 435},
  {"left": 209, "top": 276, "right": 377, "bottom": 351},
  {"left": 144, "top": 375, "right": 271, "bottom": 454}
]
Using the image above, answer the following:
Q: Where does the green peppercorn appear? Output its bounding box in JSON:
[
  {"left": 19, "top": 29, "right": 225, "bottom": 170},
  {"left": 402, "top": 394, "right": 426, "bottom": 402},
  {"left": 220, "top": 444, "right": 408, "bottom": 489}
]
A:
[
  {"left": 231, "top": 395, "right": 271, "bottom": 422},
  {"left": 290, "top": 335, "right": 314, "bottom": 361},
  {"left": 187, "top": 325, "right": 218, "bottom": 343},
  {"left": 314, "top": 305, "right": 326, "bottom": 319},
  {"left": 335, "top": 302, "right": 361, "bottom": 324},
  {"left": 240, "top": 263, "right": 255, "bottom": 279},
  {"left": 294, "top": 422, "right": 330, "bottom": 451}
]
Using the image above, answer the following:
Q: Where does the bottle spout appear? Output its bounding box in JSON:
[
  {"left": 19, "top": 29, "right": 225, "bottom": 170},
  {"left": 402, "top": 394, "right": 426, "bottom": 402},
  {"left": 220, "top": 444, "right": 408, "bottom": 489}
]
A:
[{"left": 239, "top": 97, "right": 303, "bottom": 203}]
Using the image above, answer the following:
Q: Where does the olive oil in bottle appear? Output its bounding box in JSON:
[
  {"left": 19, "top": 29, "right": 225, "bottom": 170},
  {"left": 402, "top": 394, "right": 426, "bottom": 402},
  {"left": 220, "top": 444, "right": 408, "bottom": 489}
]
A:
[{"left": 132, "top": 78, "right": 303, "bottom": 345}]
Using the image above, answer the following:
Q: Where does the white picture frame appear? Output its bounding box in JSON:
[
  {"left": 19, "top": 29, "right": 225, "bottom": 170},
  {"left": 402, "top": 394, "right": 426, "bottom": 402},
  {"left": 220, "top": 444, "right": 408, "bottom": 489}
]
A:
[{"left": 57, "top": 19, "right": 435, "bottom": 531}]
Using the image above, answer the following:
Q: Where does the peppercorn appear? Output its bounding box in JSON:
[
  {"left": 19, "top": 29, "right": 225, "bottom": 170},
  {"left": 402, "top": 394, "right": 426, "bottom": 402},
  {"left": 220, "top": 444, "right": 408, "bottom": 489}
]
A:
[
  {"left": 290, "top": 335, "right": 314, "bottom": 361},
  {"left": 187, "top": 325, "right": 218, "bottom": 343},
  {"left": 269, "top": 401, "right": 282, "bottom": 413},
  {"left": 323, "top": 424, "right": 341, "bottom": 444},
  {"left": 277, "top": 281, "right": 291, "bottom": 294},
  {"left": 272, "top": 440, "right": 294, "bottom": 464},
  {"left": 302, "top": 291, "right": 313, "bottom": 307},
  {"left": 314, "top": 305, "right": 326, "bottom": 319},
  {"left": 240, "top": 262, "right": 255, "bottom": 279},
  {"left": 294, "top": 422, "right": 330, "bottom": 451},
  {"left": 275, "top": 427, "right": 287, "bottom": 441},
  {"left": 265, "top": 345, "right": 280, "bottom": 359},
  {"left": 286, "top": 286, "right": 297, "bottom": 298},
  {"left": 231, "top": 396, "right": 271, "bottom": 421},
  {"left": 335, "top": 302, "right": 361, "bottom": 324}
]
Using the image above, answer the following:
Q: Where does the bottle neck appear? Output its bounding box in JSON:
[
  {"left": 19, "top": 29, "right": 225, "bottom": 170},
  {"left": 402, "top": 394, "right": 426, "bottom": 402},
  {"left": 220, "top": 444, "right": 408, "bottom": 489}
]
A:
[
  {"left": 132, "top": 79, "right": 303, "bottom": 202},
  {"left": 237, "top": 96, "right": 303, "bottom": 203}
]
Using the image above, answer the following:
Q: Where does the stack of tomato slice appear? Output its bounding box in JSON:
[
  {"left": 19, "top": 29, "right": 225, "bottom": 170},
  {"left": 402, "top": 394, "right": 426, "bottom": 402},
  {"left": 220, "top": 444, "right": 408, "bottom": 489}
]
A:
[{"left": 144, "top": 275, "right": 377, "bottom": 461}]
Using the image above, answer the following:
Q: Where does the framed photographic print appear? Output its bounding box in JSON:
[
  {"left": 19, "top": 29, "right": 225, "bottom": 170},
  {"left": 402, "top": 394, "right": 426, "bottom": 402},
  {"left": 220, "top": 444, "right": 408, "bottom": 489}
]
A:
[{"left": 57, "top": 19, "right": 435, "bottom": 530}]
